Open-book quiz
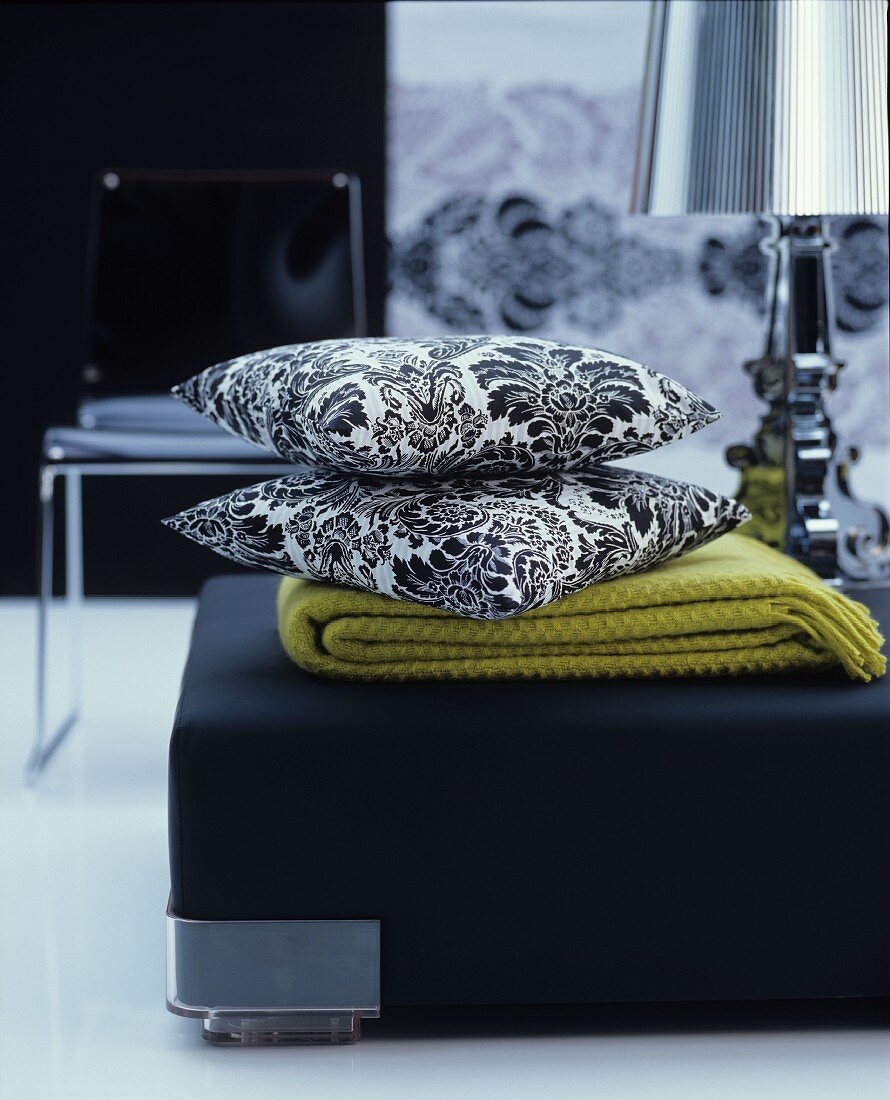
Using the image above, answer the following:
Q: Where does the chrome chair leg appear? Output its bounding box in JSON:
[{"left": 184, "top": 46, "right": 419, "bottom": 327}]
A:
[
  {"left": 27, "top": 467, "right": 81, "bottom": 783},
  {"left": 65, "top": 470, "right": 83, "bottom": 723},
  {"left": 24, "top": 456, "right": 296, "bottom": 783}
]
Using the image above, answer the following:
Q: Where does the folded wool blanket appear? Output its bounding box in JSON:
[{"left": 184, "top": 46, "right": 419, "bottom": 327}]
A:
[{"left": 277, "top": 534, "right": 885, "bottom": 682}]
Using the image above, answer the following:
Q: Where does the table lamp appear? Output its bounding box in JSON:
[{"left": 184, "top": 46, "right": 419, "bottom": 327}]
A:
[{"left": 632, "top": 0, "right": 889, "bottom": 583}]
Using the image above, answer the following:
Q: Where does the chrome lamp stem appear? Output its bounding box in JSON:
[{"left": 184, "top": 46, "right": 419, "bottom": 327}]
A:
[{"left": 728, "top": 217, "right": 890, "bottom": 584}]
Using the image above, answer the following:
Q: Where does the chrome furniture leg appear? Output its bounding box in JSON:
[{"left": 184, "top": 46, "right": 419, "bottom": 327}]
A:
[
  {"left": 25, "top": 457, "right": 298, "bottom": 783},
  {"left": 65, "top": 470, "right": 83, "bottom": 722},
  {"left": 166, "top": 901, "right": 381, "bottom": 1044},
  {"left": 27, "top": 467, "right": 82, "bottom": 783}
]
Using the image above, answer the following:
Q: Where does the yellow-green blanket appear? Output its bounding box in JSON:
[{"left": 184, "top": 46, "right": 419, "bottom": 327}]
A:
[{"left": 277, "top": 534, "right": 885, "bottom": 682}]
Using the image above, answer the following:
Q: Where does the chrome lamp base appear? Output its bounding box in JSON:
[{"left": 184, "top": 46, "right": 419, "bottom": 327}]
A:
[{"left": 728, "top": 217, "right": 890, "bottom": 585}]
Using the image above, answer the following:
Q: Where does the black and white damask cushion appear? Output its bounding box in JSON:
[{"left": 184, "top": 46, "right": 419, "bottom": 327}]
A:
[
  {"left": 173, "top": 336, "right": 719, "bottom": 476},
  {"left": 163, "top": 469, "right": 748, "bottom": 620}
]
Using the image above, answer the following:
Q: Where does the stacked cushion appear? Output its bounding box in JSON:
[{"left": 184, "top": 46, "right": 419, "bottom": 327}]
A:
[
  {"left": 172, "top": 335, "right": 719, "bottom": 475},
  {"left": 166, "top": 336, "right": 747, "bottom": 621},
  {"left": 164, "top": 468, "right": 747, "bottom": 620}
]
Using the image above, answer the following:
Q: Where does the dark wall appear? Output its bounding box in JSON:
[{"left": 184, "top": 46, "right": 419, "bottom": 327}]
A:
[{"left": 0, "top": 2, "right": 386, "bottom": 594}]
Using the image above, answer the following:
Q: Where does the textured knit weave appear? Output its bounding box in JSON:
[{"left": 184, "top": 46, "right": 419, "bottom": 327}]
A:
[{"left": 276, "top": 534, "right": 886, "bottom": 682}]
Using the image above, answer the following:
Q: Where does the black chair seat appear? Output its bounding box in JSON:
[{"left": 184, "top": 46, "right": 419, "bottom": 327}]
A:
[
  {"left": 77, "top": 394, "right": 219, "bottom": 434},
  {"left": 43, "top": 424, "right": 280, "bottom": 463}
]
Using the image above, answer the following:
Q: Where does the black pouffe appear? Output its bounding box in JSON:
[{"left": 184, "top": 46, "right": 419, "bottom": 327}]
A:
[{"left": 169, "top": 575, "right": 890, "bottom": 1007}]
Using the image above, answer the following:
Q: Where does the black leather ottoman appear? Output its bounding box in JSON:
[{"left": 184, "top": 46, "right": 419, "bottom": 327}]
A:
[{"left": 167, "top": 575, "right": 890, "bottom": 1043}]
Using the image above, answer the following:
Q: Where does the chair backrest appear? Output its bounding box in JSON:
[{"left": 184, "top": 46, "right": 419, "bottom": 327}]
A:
[{"left": 82, "top": 170, "right": 365, "bottom": 395}]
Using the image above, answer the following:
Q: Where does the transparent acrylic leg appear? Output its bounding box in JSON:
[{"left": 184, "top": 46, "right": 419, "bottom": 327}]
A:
[
  {"left": 201, "top": 1011, "right": 364, "bottom": 1045},
  {"left": 27, "top": 467, "right": 82, "bottom": 783}
]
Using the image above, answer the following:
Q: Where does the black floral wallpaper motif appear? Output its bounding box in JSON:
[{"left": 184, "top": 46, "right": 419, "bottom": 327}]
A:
[
  {"left": 699, "top": 217, "right": 890, "bottom": 334},
  {"left": 390, "top": 195, "right": 683, "bottom": 334},
  {"left": 391, "top": 198, "right": 888, "bottom": 339},
  {"left": 388, "top": 81, "right": 889, "bottom": 450}
]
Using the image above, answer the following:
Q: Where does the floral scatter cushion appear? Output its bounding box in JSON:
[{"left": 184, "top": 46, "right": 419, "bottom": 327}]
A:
[
  {"left": 173, "top": 335, "right": 719, "bottom": 476},
  {"left": 164, "top": 468, "right": 748, "bottom": 620}
]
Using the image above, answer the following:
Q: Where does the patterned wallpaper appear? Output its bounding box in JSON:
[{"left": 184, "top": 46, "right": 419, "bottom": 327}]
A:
[{"left": 386, "top": 3, "right": 890, "bottom": 463}]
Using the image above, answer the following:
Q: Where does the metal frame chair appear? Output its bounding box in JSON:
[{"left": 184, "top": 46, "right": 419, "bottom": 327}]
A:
[{"left": 28, "top": 170, "right": 365, "bottom": 782}]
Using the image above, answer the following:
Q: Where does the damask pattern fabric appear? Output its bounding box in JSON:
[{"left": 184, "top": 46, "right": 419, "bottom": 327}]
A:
[
  {"left": 163, "top": 467, "right": 748, "bottom": 620},
  {"left": 173, "top": 335, "right": 719, "bottom": 476}
]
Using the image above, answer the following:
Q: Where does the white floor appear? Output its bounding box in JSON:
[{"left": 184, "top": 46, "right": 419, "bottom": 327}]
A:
[{"left": 1, "top": 598, "right": 888, "bottom": 1100}]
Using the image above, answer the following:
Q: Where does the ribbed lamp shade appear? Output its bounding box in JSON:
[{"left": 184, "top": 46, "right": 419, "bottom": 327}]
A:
[{"left": 632, "top": 0, "right": 889, "bottom": 216}]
